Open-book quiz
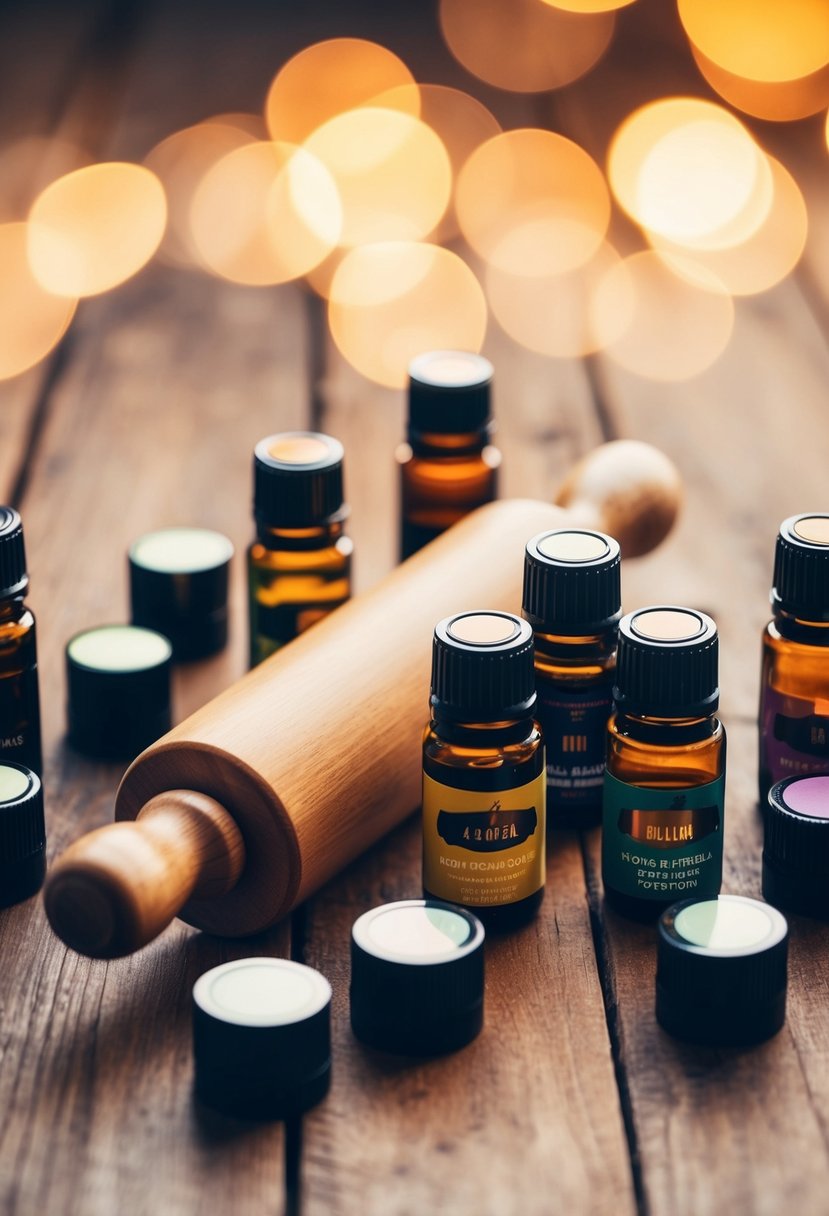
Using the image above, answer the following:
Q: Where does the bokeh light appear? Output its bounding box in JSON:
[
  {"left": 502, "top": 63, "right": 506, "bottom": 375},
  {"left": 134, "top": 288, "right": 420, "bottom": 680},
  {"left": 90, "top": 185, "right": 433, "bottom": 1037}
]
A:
[
  {"left": 27, "top": 162, "right": 166, "bottom": 297},
  {"left": 372, "top": 84, "right": 501, "bottom": 242},
  {"left": 486, "top": 241, "right": 625, "bottom": 358},
  {"left": 0, "top": 137, "right": 91, "bottom": 222},
  {"left": 647, "top": 156, "right": 807, "bottom": 297},
  {"left": 204, "top": 112, "right": 267, "bottom": 139},
  {"left": 439, "top": 0, "right": 615, "bottom": 93},
  {"left": 190, "top": 141, "right": 342, "bottom": 285},
  {"left": 678, "top": 0, "right": 829, "bottom": 83},
  {"left": 591, "top": 251, "right": 734, "bottom": 381},
  {"left": 328, "top": 242, "right": 487, "bottom": 388},
  {"left": 144, "top": 121, "right": 257, "bottom": 268},
  {"left": 691, "top": 47, "right": 829, "bottom": 121},
  {"left": 609, "top": 99, "right": 771, "bottom": 251},
  {"left": 540, "top": 0, "right": 635, "bottom": 9},
  {"left": 305, "top": 108, "right": 451, "bottom": 247},
  {"left": 0, "top": 223, "right": 76, "bottom": 379},
  {"left": 456, "top": 129, "right": 610, "bottom": 277},
  {"left": 266, "top": 39, "right": 417, "bottom": 144}
]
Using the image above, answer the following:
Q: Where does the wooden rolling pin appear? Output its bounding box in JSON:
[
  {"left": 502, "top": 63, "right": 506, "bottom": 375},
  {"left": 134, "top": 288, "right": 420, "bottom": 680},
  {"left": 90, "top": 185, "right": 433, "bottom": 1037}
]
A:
[{"left": 45, "top": 442, "right": 681, "bottom": 958}]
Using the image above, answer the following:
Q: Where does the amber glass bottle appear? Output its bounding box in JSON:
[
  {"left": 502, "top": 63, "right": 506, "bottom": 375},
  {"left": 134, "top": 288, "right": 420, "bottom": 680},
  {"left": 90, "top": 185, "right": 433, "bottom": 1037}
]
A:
[
  {"left": 0, "top": 508, "right": 41, "bottom": 776},
  {"left": 422, "top": 610, "right": 545, "bottom": 932},
  {"left": 759, "top": 514, "right": 829, "bottom": 804},
  {"left": 248, "top": 433, "right": 352, "bottom": 668},
  {"left": 523, "top": 528, "right": 621, "bottom": 828},
  {"left": 397, "top": 351, "right": 500, "bottom": 560},
  {"left": 602, "top": 607, "right": 725, "bottom": 922}
]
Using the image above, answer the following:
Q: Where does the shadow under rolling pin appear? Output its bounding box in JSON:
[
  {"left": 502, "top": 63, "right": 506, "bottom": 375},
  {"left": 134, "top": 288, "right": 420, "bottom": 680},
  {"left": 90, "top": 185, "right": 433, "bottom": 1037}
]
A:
[{"left": 45, "top": 442, "right": 681, "bottom": 959}]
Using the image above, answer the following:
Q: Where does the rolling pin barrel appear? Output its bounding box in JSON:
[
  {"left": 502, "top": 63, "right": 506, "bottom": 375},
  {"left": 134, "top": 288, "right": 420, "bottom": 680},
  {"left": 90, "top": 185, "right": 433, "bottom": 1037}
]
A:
[{"left": 45, "top": 443, "right": 682, "bottom": 958}]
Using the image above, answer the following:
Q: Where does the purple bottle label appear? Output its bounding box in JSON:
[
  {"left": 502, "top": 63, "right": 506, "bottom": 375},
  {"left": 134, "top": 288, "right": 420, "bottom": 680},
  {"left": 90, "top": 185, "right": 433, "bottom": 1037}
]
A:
[
  {"left": 537, "top": 680, "right": 612, "bottom": 820},
  {"left": 760, "top": 685, "right": 829, "bottom": 788}
]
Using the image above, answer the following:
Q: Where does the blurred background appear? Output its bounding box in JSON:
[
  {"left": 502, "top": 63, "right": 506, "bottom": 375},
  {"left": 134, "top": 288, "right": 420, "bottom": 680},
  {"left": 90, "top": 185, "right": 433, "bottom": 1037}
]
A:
[{"left": 1, "top": 0, "right": 827, "bottom": 618}]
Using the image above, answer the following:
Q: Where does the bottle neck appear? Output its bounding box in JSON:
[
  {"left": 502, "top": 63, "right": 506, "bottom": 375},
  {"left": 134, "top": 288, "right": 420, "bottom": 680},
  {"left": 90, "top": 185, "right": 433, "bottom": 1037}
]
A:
[
  {"left": 772, "top": 608, "right": 829, "bottom": 645},
  {"left": 430, "top": 713, "right": 534, "bottom": 747},
  {"left": 0, "top": 593, "right": 26, "bottom": 623},
  {"left": 254, "top": 519, "right": 346, "bottom": 551},
  {"left": 533, "top": 629, "right": 617, "bottom": 663},
  {"left": 407, "top": 426, "right": 491, "bottom": 458},
  {"left": 614, "top": 710, "right": 718, "bottom": 746}
]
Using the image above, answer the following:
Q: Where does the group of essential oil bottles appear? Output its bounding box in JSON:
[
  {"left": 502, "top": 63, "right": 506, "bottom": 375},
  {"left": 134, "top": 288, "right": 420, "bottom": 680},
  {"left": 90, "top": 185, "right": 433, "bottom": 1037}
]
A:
[
  {"left": 418, "top": 504, "right": 829, "bottom": 932},
  {"left": 4, "top": 339, "right": 829, "bottom": 936},
  {"left": 420, "top": 528, "right": 727, "bottom": 928},
  {"left": 247, "top": 349, "right": 498, "bottom": 664}
]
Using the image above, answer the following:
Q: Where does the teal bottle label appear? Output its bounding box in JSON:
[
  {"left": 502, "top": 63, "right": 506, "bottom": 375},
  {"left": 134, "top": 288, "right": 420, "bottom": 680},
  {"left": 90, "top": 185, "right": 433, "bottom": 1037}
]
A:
[{"left": 602, "top": 771, "right": 724, "bottom": 902}]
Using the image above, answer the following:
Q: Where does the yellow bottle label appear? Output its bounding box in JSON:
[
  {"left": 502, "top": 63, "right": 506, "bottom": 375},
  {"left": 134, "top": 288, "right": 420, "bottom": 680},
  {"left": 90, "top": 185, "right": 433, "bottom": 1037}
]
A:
[{"left": 422, "top": 770, "right": 546, "bottom": 908}]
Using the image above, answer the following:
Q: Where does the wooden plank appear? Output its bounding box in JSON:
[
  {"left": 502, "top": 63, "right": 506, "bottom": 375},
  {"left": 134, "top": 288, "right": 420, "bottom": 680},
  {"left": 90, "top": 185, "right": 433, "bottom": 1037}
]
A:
[
  {"left": 301, "top": 817, "right": 636, "bottom": 1216},
  {"left": 301, "top": 50, "right": 631, "bottom": 1216},
  {"left": 554, "top": 2, "right": 829, "bottom": 1211},
  {"left": 0, "top": 3, "right": 322, "bottom": 1212}
]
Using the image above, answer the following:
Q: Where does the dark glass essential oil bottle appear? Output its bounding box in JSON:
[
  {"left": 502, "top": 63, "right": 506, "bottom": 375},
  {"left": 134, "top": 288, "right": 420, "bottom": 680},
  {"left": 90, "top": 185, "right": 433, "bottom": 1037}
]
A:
[
  {"left": 759, "top": 514, "right": 829, "bottom": 804},
  {"left": 0, "top": 508, "right": 42, "bottom": 776},
  {"left": 602, "top": 607, "right": 725, "bottom": 922},
  {"left": 248, "top": 432, "right": 352, "bottom": 668},
  {"left": 396, "top": 351, "right": 500, "bottom": 560},
  {"left": 422, "top": 610, "right": 545, "bottom": 932},
  {"left": 523, "top": 528, "right": 621, "bottom": 828}
]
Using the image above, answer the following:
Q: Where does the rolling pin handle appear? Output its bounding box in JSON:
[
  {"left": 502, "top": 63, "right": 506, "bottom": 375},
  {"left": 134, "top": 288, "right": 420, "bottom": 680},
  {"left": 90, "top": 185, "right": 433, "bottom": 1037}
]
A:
[{"left": 43, "top": 790, "right": 245, "bottom": 960}]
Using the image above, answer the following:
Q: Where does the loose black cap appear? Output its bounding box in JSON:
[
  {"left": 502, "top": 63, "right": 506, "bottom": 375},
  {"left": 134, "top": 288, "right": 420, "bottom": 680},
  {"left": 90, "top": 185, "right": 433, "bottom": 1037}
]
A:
[
  {"left": 763, "top": 774, "right": 829, "bottom": 920},
  {"left": 614, "top": 606, "right": 719, "bottom": 718},
  {"left": 0, "top": 763, "right": 45, "bottom": 908},
  {"left": 656, "top": 895, "right": 788, "bottom": 1047},
  {"left": 772, "top": 514, "right": 829, "bottom": 621},
  {"left": 254, "top": 432, "right": 346, "bottom": 529},
  {"left": 523, "top": 528, "right": 621, "bottom": 635},
  {"left": 431, "top": 611, "right": 536, "bottom": 722},
  {"left": 129, "top": 528, "right": 233, "bottom": 661},
  {"left": 0, "top": 506, "right": 28, "bottom": 599},
  {"left": 193, "top": 958, "right": 332, "bottom": 1121},
  {"left": 66, "top": 625, "right": 172, "bottom": 760},
  {"left": 408, "top": 351, "right": 493, "bottom": 439},
  {"left": 350, "top": 900, "right": 485, "bottom": 1056}
]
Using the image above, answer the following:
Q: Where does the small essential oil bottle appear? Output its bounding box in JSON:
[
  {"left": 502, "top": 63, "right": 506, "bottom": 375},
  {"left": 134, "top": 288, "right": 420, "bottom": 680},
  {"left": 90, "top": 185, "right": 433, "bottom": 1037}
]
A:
[
  {"left": 522, "top": 528, "right": 621, "bottom": 829},
  {"left": 248, "top": 432, "right": 352, "bottom": 668},
  {"left": 0, "top": 507, "right": 42, "bottom": 776},
  {"left": 422, "top": 610, "right": 545, "bottom": 931},
  {"left": 758, "top": 514, "right": 829, "bottom": 804},
  {"left": 602, "top": 607, "right": 725, "bottom": 922},
  {"left": 396, "top": 351, "right": 500, "bottom": 560}
]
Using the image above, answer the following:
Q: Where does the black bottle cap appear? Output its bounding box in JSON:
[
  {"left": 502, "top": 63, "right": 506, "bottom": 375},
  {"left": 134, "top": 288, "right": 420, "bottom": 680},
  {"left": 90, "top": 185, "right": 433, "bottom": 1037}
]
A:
[
  {"left": 66, "top": 625, "right": 173, "bottom": 760},
  {"left": 656, "top": 895, "right": 788, "bottom": 1047},
  {"left": 431, "top": 611, "right": 536, "bottom": 722},
  {"left": 408, "top": 351, "right": 493, "bottom": 439},
  {"left": 0, "top": 506, "right": 28, "bottom": 599},
  {"left": 614, "top": 606, "right": 719, "bottom": 718},
  {"left": 350, "top": 900, "right": 485, "bottom": 1056},
  {"left": 0, "top": 763, "right": 45, "bottom": 908},
  {"left": 772, "top": 514, "right": 829, "bottom": 621},
  {"left": 763, "top": 774, "right": 829, "bottom": 919},
  {"left": 523, "top": 528, "right": 621, "bottom": 635},
  {"left": 129, "top": 527, "right": 234, "bottom": 661},
  {"left": 254, "top": 432, "right": 346, "bottom": 529},
  {"left": 193, "top": 957, "right": 332, "bottom": 1121}
]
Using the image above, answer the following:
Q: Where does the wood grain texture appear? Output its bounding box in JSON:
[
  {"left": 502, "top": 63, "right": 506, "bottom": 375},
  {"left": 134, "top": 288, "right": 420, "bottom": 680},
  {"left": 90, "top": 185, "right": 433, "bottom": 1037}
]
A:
[
  {"left": 0, "top": 3, "right": 319, "bottom": 1210},
  {"left": 554, "top": 4, "right": 829, "bottom": 1211},
  {"left": 301, "top": 817, "right": 636, "bottom": 1216},
  {"left": 2, "top": 1, "right": 829, "bottom": 1213}
]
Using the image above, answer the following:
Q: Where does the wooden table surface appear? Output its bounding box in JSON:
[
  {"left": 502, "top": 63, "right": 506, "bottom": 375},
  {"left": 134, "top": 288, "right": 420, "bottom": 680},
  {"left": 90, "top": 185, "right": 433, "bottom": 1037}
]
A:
[{"left": 2, "top": 2, "right": 829, "bottom": 1213}]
